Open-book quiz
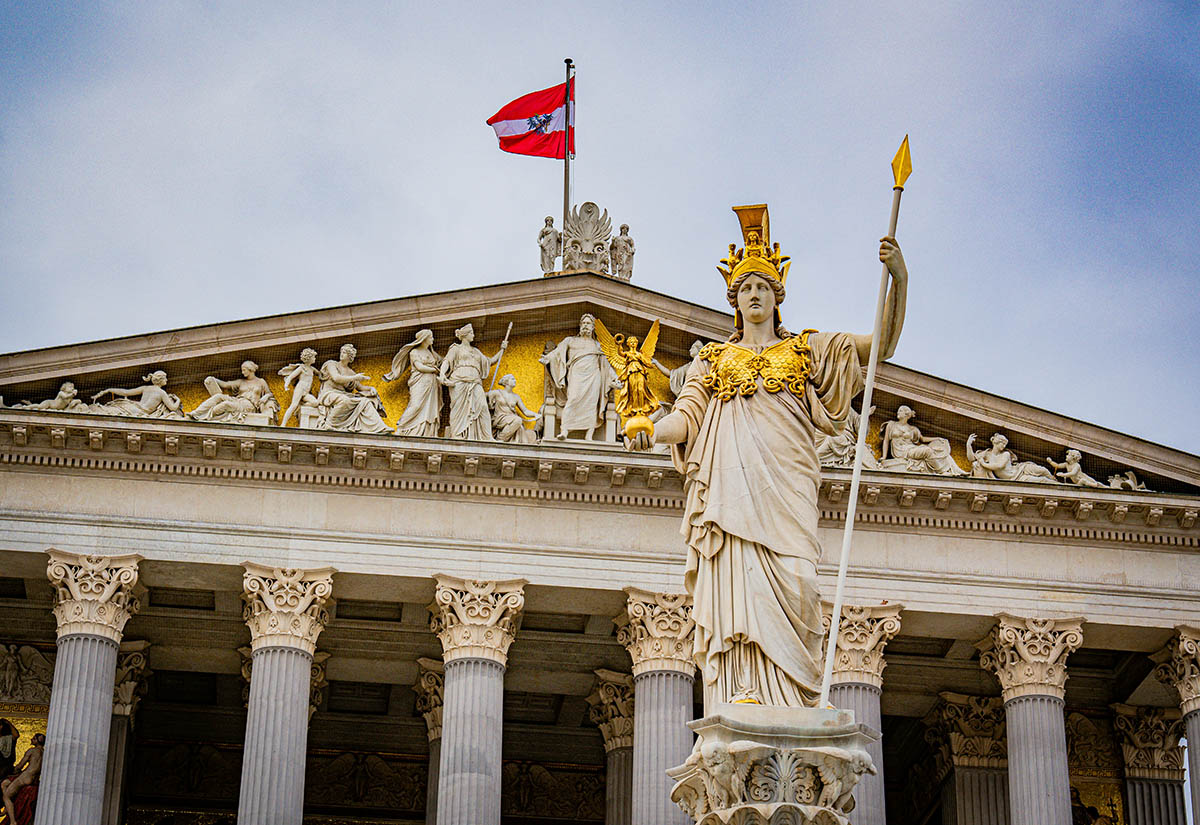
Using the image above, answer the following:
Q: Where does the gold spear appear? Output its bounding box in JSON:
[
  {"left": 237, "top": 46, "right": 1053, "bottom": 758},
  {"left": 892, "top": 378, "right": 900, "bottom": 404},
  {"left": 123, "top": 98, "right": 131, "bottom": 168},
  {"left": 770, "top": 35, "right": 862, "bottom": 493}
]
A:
[{"left": 818, "top": 136, "right": 912, "bottom": 707}]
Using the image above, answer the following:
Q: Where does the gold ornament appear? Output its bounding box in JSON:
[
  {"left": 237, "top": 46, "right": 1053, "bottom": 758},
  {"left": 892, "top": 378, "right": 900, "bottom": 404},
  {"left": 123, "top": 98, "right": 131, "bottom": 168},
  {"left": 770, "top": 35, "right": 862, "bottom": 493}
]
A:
[
  {"left": 594, "top": 318, "right": 662, "bottom": 439},
  {"left": 716, "top": 204, "right": 792, "bottom": 290},
  {"left": 697, "top": 332, "right": 817, "bottom": 402}
]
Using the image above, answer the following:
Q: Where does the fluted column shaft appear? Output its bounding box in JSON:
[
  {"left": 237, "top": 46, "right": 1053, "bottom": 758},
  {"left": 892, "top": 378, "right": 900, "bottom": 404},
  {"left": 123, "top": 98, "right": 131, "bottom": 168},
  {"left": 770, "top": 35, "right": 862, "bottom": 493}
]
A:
[
  {"left": 437, "top": 657, "right": 505, "bottom": 825},
  {"left": 631, "top": 669, "right": 693, "bottom": 825},
  {"left": 1125, "top": 778, "right": 1186, "bottom": 825},
  {"left": 1005, "top": 694, "right": 1071, "bottom": 825},
  {"left": 101, "top": 714, "right": 131, "bottom": 825},
  {"left": 34, "top": 633, "right": 120, "bottom": 825},
  {"left": 426, "top": 738, "right": 441, "bottom": 825},
  {"left": 1187, "top": 710, "right": 1200, "bottom": 819},
  {"left": 830, "top": 681, "right": 884, "bottom": 825},
  {"left": 605, "top": 746, "right": 633, "bottom": 825},
  {"left": 941, "top": 768, "right": 1009, "bottom": 825},
  {"left": 237, "top": 645, "right": 313, "bottom": 825}
]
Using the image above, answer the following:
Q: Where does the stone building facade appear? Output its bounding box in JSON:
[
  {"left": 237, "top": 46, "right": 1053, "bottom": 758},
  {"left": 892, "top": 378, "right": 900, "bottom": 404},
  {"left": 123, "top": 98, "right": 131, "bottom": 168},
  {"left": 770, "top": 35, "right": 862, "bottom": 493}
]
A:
[{"left": 0, "top": 273, "right": 1197, "bottom": 824}]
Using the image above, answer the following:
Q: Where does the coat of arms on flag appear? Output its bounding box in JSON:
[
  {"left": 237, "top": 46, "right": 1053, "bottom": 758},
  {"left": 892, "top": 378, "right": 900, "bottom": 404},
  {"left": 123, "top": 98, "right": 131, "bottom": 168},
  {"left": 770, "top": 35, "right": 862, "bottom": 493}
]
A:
[{"left": 487, "top": 78, "right": 575, "bottom": 159}]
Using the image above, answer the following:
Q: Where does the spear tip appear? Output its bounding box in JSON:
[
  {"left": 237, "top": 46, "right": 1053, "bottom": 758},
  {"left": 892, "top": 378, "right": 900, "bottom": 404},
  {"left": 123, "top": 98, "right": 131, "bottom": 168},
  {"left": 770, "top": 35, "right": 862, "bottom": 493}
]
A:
[{"left": 891, "top": 135, "right": 913, "bottom": 189}]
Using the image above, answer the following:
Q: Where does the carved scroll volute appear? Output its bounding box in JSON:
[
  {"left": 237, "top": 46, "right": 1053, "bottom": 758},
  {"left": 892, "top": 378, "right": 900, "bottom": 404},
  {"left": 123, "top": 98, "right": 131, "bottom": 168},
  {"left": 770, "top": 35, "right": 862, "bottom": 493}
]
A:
[
  {"left": 1152, "top": 625, "right": 1200, "bottom": 716},
  {"left": 112, "top": 639, "right": 152, "bottom": 719},
  {"left": 977, "top": 613, "right": 1084, "bottom": 701},
  {"left": 616, "top": 587, "right": 695, "bottom": 676},
  {"left": 414, "top": 657, "right": 445, "bottom": 741},
  {"left": 429, "top": 575, "right": 527, "bottom": 665},
  {"left": 822, "top": 602, "right": 904, "bottom": 689},
  {"left": 1111, "top": 703, "right": 1185, "bottom": 781},
  {"left": 924, "top": 692, "right": 1007, "bottom": 770},
  {"left": 586, "top": 669, "right": 634, "bottom": 752},
  {"left": 46, "top": 550, "right": 143, "bottom": 642},
  {"left": 241, "top": 563, "right": 335, "bottom": 655}
]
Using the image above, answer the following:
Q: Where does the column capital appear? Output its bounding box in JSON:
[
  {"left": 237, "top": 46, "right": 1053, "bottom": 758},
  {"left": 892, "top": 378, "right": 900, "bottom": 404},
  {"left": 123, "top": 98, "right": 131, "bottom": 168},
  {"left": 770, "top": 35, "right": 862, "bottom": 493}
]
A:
[
  {"left": 46, "top": 550, "right": 143, "bottom": 642},
  {"left": 586, "top": 668, "right": 634, "bottom": 753},
  {"left": 429, "top": 575, "right": 527, "bottom": 665},
  {"left": 615, "top": 587, "right": 695, "bottom": 676},
  {"left": 822, "top": 602, "right": 903, "bottom": 688},
  {"left": 977, "top": 613, "right": 1084, "bottom": 701},
  {"left": 414, "top": 657, "right": 445, "bottom": 742},
  {"left": 241, "top": 563, "right": 335, "bottom": 655},
  {"left": 112, "top": 640, "right": 152, "bottom": 719},
  {"left": 924, "top": 691, "right": 1007, "bottom": 770},
  {"left": 1151, "top": 624, "right": 1200, "bottom": 716},
  {"left": 1111, "top": 703, "right": 1185, "bottom": 781}
]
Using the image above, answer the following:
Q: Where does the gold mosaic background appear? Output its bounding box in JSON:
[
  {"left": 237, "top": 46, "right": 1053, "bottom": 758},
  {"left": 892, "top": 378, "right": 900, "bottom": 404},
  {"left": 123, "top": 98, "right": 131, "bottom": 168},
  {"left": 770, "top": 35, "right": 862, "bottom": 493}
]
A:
[{"left": 0, "top": 702, "right": 48, "bottom": 761}]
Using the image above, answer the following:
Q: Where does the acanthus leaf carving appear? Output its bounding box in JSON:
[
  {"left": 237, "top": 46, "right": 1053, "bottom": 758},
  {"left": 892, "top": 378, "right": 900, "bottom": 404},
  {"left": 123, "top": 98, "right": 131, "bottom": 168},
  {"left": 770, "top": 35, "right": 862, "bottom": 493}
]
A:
[
  {"left": 241, "top": 563, "right": 335, "bottom": 655},
  {"left": 1111, "top": 703, "right": 1185, "bottom": 781},
  {"left": 616, "top": 586, "right": 695, "bottom": 676},
  {"left": 586, "top": 668, "right": 634, "bottom": 752},
  {"left": 923, "top": 691, "right": 1006, "bottom": 770},
  {"left": 113, "top": 639, "right": 152, "bottom": 719},
  {"left": 414, "top": 657, "right": 445, "bottom": 741},
  {"left": 977, "top": 613, "right": 1083, "bottom": 701},
  {"left": 429, "top": 575, "right": 526, "bottom": 665},
  {"left": 821, "top": 602, "right": 903, "bottom": 689},
  {"left": 1151, "top": 624, "right": 1200, "bottom": 716},
  {"left": 46, "top": 550, "right": 143, "bottom": 642}
]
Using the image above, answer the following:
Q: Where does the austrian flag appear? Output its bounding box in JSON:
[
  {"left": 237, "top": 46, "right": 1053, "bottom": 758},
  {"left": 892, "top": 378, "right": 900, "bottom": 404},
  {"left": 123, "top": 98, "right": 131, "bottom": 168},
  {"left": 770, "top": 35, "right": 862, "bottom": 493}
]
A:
[{"left": 487, "top": 79, "right": 575, "bottom": 159}]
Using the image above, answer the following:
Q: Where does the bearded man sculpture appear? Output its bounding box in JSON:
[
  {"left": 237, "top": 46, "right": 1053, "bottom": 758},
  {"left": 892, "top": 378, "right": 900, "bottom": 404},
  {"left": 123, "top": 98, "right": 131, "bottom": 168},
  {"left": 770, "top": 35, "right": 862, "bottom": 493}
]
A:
[{"left": 630, "top": 205, "right": 908, "bottom": 709}]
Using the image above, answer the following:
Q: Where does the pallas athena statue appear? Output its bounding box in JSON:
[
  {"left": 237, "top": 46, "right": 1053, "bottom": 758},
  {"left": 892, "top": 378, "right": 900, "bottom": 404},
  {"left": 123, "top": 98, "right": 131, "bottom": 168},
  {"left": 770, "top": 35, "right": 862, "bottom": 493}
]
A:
[{"left": 630, "top": 204, "right": 908, "bottom": 708}]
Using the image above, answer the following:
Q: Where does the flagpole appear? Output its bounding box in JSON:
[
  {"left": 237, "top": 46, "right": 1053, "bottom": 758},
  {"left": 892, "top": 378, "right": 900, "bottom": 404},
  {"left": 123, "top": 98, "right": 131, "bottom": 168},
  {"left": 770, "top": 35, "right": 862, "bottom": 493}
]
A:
[
  {"left": 561, "top": 58, "right": 574, "bottom": 262},
  {"left": 818, "top": 136, "right": 912, "bottom": 708}
]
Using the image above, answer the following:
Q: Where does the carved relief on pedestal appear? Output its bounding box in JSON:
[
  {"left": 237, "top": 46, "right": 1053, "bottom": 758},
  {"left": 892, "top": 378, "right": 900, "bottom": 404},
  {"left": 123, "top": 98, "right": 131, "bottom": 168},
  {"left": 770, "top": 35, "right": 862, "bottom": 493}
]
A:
[
  {"left": 240, "top": 563, "right": 335, "bottom": 655},
  {"left": 0, "top": 644, "right": 54, "bottom": 703},
  {"left": 923, "top": 692, "right": 1007, "bottom": 770},
  {"left": 585, "top": 668, "right": 634, "bottom": 752},
  {"left": 46, "top": 550, "right": 143, "bottom": 642},
  {"left": 615, "top": 587, "right": 695, "bottom": 676},
  {"left": 414, "top": 657, "right": 445, "bottom": 741},
  {"left": 1151, "top": 625, "right": 1200, "bottom": 716},
  {"left": 428, "top": 575, "right": 527, "bottom": 664},
  {"left": 1111, "top": 703, "right": 1185, "bottom": 781},
  {"left": 821, "top": 602, "right": 903, "bottom": 688},
  {"left": 977, "top": 613, "right": 1084, "bottom": 701},
  {"left": 238, "top": 644, "right": 330, "bottom": 718},
  {"left": 113, "top": 639, "right": 152, "bottom": 719}
]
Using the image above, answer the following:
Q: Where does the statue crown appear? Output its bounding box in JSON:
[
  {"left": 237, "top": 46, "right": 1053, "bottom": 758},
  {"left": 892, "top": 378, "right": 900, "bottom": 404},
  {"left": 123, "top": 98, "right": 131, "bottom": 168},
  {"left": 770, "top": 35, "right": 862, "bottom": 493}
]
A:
[{"left": 717, "top": 204, "right": 791, "bottom": 289}]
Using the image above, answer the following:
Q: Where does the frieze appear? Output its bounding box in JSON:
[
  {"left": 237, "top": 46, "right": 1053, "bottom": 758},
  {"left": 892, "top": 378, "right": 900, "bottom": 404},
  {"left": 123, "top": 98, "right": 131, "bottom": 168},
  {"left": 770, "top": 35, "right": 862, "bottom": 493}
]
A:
[
  {"left": 0, "top": 644, "right": 54, "bottom": 704},
  {"left": 501, "top": 760, "right": 605, "bottom": 822}
]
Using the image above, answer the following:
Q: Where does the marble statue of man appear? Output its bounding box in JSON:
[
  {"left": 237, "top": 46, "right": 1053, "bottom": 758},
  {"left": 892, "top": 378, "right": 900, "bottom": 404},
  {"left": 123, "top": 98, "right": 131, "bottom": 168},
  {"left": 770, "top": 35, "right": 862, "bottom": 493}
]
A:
[
  {"left": 538, "top": 216, "right": 561, "bottom": 274},
  {"left": 609, "top": 224, "right": 635, "bottom": 281},
  {"left": 539, "top": 313, "right": 618, "bottom": 440},
  {"left": 629, "top": 208, "right": 908, "bottom": 708}
]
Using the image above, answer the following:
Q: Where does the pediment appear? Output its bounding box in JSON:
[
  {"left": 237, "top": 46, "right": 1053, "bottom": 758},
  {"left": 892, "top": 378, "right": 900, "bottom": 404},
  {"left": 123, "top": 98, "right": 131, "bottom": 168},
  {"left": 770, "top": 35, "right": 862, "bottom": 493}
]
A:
[{"left": 0, "top": 273, "right": 1196, "bottom": 495}]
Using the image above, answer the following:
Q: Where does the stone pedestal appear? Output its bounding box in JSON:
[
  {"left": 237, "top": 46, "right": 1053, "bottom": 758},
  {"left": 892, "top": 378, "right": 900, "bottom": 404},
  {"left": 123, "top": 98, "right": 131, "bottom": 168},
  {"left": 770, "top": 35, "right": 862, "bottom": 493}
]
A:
[
  {"left": 587, "top": 669, "right": 635, "bottom": 825},
  {"left": 36, "top": 551, "right": 142, "bottom": 825},
  {"left": 430, "top": 575, "right": 526, "bottom": 825},
  {"left": 236, "top": 563, "right": 335, "bottom": 825},
  {"left": 825, "top": 602, "right": 901, "bottom": 825},
  {"left": 414, "top": 657, "right": 445, "bottom": 825},
  {"left": 1151, "top": 624, "right": 1200, "bottom": 820},
  {"left": 668, "top": 704, "right": 877, "bottom": 825},
  {"left": 978, "top": 614, "right": 1083, "bottom": 825},
  {"left": 924, "top": 692, "right": 1008, "bottom": 825},
  {"left": 617, "top": 588, "right": 695, "bottom": 825},
  {"left": 102, "top": 639, "right": 151, "bottom": 825},
  {"left": 1112, "top": 703, "right": 1187, "bottom": 825}
]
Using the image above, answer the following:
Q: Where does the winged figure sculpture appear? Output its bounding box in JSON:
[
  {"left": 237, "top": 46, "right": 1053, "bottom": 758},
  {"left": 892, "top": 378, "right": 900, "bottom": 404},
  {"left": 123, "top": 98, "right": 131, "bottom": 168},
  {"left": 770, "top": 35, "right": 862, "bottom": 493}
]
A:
[{"left": 593, "top": 317, "right": 661, "bottom": 438}]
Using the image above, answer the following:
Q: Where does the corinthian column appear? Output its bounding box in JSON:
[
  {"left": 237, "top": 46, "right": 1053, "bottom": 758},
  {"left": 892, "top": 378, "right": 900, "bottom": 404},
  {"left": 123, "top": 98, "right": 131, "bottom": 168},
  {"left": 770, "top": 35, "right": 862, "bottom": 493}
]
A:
[
  {"left": 34, "top": 551, "right": 141, "bottom": 825},
  {"left": 587, "top": 669, "right": 635, "bottom": 825},
  {"left": 978, "top": 613, "right": 1083, "bottom": 825},
  {"left": 1151, "top": 625, "right": 1200, "bottom": 820},
  {"left": 237, "top": 563, "right": 335, "bottom": 825},
  {"left": 616, "top": 587, "right": 694, "bottom": 825},
  {"left": 414, "top": 657, "right": 445, "bottom": 825},
  {"left": 102, "top": 640, "right": 151, "bottom": 825},
  {"left": 1111, "top": 703, "right": 1186, "bottom": 825},
  {"left": 430, "top": 575, "right": 526, "bottom": 825},
  {"left": 924, "top": 692, "right": 1009, "bottom": 825},
  {"left": 825, "top": 602, "right": 902, "bottom": 825}
]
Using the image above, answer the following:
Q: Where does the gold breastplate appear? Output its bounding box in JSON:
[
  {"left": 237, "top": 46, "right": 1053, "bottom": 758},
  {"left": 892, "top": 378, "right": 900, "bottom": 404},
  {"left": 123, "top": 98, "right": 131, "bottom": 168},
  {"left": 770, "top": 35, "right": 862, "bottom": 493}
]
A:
[{"left": 698, "top": 331, "right": 816, "bottom": 401}]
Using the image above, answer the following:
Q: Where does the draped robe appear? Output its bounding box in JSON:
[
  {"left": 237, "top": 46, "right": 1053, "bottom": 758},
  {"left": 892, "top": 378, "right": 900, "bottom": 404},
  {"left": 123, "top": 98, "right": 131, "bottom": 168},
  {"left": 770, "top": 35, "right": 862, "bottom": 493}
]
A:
[{"left": 669, "top": 331, "right": 863, "bottom": 707}]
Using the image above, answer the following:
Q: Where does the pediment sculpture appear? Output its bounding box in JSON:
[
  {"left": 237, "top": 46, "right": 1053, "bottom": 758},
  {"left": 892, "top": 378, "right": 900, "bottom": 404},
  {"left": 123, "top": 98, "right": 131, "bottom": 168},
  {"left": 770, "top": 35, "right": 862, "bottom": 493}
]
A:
[
  {"left": 562, "top": 202, "right": 612, "bottom": 274},
  {"left": 0, "top": 644, "right": 54, "bottom": 704}
]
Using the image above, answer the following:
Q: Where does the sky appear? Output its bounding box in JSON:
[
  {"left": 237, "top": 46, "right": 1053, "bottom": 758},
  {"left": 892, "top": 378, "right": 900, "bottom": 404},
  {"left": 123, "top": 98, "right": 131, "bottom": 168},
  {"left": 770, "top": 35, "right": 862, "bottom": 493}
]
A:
[{"left": 1, "top": 2, "right": 1198, "bottom": 453}]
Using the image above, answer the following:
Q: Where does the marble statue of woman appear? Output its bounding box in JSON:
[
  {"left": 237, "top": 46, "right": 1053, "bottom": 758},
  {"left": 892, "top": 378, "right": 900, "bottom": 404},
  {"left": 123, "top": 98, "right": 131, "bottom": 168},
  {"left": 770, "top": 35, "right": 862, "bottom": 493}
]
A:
[
  {"left": 967, "top": 433, "right": 1057, "bottom": 483},
  {"left": 439, "top": 324, "right": 506, "bottom": 441},
  {"left": 487, "top": 374, "right": 539, "bottom": 443},
  {"left": 189, "top": 361, "right": 279, "bottom": 424},
  {"left": 89, "top": 371, "right": 185, "bottom": 419},
  {"left": 384, "top": 329, "right": 443, "bottom": 437},
  {"left": 879, "top": 405, "right": 965, "bottom": 475},
  {"left": 539, "top": 314, "right": 618, "bottom": 440},
  {"left": 815, "top": 404, "right": 879, "bottom": 469},
  {"left": 538, "top": 217, "right": 561, "bottom": 273},
  {"left": 629, "top": 209, "right": 908, "bottom": 708},
  {"left": 609, "top": 224, "right": 635, "bottom": 281},
  {"left": 278, "top": 348, "right": 320, "bottom": 427},
  {"left": 316, "top": 344, "right": 390, "bottom": 434}
]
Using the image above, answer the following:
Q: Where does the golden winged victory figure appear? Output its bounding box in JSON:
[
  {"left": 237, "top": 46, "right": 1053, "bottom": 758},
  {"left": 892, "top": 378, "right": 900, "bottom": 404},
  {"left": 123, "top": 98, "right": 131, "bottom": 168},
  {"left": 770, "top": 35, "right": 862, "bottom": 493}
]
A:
[{"left": 593, "top": 318, "right": 661, "bottom": 438}]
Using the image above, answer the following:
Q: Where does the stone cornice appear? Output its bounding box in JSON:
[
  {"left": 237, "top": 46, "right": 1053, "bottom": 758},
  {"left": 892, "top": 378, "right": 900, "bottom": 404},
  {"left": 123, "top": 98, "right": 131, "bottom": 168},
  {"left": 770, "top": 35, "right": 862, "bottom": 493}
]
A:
[
  {"left": 924, "top": 692, "right": 1007, "bottom": 770},
  {"left": 586, "top": 668, "right": 634, "bottom": 753},
  {"left": 1152, "top": 625, "right": 1200, "bottom": 716},
  {"left": 429, "top": 575, "right": 526, "bottom": 665},
  {"left": 1111, "top": 703, "right": 1185, "bottom": 781},
  {"left": 45, "top": 549, "right": 142, "bottom": 642},
  {"left": 241, "top": 563, "right": 335, "bottom": 655},
  {"left": 822, "top": 602, "right": 903, "bottom": 688},
  {"left": 615, "top": 587, "right": 695, "bottom": 676},
  {"left": 414, "top": 657, "right": 445, "bottom": 742},
  {"left": 977, "top": 613, "right": 1084, "bottom": 701},
  {"left": 113, "top": 639, "right": 151, "bottom": 719}
]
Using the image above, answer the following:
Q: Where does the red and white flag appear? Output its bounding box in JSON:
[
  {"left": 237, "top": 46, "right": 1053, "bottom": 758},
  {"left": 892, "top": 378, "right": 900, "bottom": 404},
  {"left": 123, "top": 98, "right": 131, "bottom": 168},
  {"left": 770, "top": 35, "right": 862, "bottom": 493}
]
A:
[{"left": 486, "top": 78, "right": 575, "bottom": 159}]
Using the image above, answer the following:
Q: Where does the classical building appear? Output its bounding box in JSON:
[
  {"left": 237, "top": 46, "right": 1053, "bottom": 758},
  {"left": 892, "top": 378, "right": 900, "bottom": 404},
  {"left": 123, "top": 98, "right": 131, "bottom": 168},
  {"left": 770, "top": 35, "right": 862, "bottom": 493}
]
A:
[{"left": 0, "top": 268, "right": 1198, "bottom": 825}]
